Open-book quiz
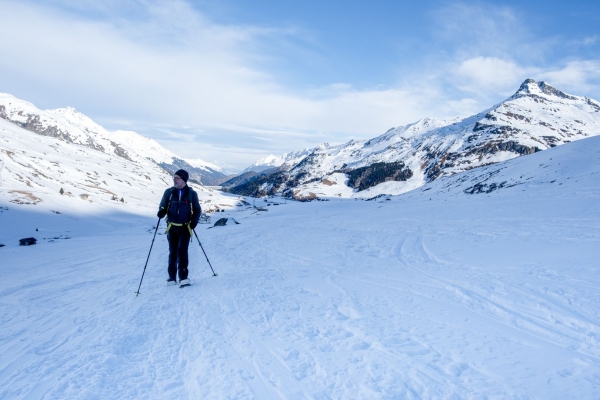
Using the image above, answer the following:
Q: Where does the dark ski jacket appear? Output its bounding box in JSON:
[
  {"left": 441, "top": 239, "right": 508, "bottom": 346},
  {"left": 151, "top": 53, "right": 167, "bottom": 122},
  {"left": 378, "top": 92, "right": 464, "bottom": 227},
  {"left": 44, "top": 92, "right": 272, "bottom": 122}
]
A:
[{"left": 158, "top": 186, "right": 201, "bottom": 226}]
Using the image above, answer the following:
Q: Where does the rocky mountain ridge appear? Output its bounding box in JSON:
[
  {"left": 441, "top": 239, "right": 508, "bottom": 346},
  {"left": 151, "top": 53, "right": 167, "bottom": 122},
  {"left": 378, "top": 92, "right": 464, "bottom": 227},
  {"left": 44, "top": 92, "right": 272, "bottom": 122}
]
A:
[{"left": 229, "top": 79, "right": 600, "bottom": 199}]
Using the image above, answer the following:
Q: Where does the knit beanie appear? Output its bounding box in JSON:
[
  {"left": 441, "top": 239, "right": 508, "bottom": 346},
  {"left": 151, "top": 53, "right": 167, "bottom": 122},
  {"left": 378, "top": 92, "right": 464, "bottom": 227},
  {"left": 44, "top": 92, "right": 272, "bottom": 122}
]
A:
[{"left": 174, "top": 169, "right": 189, "bottom": 183}]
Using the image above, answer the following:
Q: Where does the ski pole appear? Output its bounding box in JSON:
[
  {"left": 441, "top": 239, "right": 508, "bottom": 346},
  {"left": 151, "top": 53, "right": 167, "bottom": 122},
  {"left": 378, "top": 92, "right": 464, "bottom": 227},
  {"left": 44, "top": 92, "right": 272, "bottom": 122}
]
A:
[
  {"left": 193, "top": 229, "right": 218, "bottom": 276},
  {"left": 135, "top": 218, "right": 161, "bottom": 296}
]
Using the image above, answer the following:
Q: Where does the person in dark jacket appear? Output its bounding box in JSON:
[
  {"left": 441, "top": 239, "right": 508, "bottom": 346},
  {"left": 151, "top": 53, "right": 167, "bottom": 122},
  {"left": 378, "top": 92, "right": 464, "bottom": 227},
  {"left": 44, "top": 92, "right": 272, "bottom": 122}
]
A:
[{"left": 157, "top": 169, "right": 201, "bottom": 287}]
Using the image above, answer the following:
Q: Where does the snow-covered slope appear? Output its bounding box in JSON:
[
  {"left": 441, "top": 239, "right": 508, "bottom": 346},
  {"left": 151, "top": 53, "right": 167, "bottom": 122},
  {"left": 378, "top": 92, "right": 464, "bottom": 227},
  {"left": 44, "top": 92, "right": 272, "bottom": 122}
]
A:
[
  {"left": 404, "top": 132, "right": 600, "bottom": 200},
  {"left": 0, "top": 116, "right": 239, "bottom": 214},
  {"left": 1, "top": 132, "right": 599, "bottom": 399},
  {"left": 0, "top": 93, "right": 227, "bottom": 185},
  {"left": 233, "top": 79, "right": 600, "bottom": 199},
  {"left": 242, "top": 154, "right": 283, "bottom": 173},
  {"left": 183, "top": 157, "right": 224, "bottom": 174}
]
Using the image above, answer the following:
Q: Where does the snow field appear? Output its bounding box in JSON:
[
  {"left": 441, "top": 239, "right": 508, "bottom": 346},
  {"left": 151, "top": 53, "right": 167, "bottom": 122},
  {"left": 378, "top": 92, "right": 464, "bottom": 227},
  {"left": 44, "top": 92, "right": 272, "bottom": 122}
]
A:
[{"left": 1, "top": 137, "right": 600, "bottom": 399}]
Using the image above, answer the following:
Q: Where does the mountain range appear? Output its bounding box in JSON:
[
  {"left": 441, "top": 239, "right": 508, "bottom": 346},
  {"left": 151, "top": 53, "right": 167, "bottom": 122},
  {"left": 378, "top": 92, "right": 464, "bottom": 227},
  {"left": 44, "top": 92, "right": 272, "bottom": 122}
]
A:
[
  {"left": 227, "top": 79, "right": 600, "bottom": 199},
  {"left": 0, "top": 94, "right": 230, "bottom": 186},
  {"left": 0, "top": 94, "right": 240, "bottom": 213},
  {"left": 2, "top": 79, "right": 599, "bottom": 206}
]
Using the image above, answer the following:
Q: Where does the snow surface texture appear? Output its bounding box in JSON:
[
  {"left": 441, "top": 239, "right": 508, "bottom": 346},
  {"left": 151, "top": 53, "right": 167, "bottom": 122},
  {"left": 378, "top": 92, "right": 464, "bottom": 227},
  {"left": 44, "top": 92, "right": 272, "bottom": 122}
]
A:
[{"left": 1, "top": 136, "right": 599, "bottom": 399}]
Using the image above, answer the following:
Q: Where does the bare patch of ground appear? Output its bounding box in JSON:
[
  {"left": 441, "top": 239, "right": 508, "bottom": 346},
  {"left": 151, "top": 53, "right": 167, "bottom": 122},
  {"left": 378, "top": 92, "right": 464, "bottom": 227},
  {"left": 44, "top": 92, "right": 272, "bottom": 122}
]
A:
[
  {"left": 292, "top": 190, "right": 318, "bottom": 201},
  {"left": 9, "top": 190, "right": 42, "bottom": 205}
]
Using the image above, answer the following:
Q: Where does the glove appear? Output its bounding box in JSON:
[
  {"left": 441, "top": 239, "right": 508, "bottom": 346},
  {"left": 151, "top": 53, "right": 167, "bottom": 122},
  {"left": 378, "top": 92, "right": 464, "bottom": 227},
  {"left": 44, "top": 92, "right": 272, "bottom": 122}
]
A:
[
  {"left": 190, "top": 221, "right": 197, "bottom": 230},
  {"left": 157, "top": 209, "right": 167, "bottom": 219}
]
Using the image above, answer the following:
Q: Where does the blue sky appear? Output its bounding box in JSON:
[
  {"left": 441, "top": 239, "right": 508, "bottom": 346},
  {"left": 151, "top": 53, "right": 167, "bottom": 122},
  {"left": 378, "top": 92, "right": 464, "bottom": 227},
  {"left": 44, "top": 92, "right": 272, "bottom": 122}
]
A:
[{"left": 0, "top": 0, "right": 599, "bottom": 170}]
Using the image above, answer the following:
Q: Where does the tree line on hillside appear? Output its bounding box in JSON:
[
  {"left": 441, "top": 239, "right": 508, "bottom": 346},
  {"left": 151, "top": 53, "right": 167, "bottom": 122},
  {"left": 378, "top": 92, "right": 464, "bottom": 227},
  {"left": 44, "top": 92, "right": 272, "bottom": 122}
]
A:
[{"left": 224, "top": 161, "right": 413, "bottom": 197}]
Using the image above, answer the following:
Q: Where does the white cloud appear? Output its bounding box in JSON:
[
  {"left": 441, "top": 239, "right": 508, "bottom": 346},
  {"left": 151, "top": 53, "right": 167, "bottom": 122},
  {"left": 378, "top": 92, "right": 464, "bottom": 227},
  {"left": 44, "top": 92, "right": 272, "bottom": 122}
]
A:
[
  {"left": 452, "top": 57, "right": 539, "bottom": 95},
  {"left": 539, "top": 61, "right": 600, "bottom": 94},
  {"left": 582, "top": 36, "right": 599, "bottom": 46},
  {"left": 428, "top": 3, "right": 600, "bottom": 106},
  {"left": 431, "top": 2, "right": 535, "bottom": 59}
]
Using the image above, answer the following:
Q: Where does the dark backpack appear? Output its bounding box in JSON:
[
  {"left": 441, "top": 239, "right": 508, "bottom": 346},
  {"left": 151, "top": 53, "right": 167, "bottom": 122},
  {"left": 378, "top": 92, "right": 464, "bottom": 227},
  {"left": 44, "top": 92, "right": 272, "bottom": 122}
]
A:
[{"left": 166, "top": 187, "right": 196, "bottom": 223}]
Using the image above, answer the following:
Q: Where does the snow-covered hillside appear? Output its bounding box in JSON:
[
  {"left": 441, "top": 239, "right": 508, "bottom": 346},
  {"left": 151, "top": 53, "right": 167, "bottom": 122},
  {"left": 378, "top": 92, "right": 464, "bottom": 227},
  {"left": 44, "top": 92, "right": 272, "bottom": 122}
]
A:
[
  {"left": 1, "top": 135, "right": 599, "bottom": 398},
  {"left": 0, "top": 116, "right": 240, "bottom": 214},
  {"left": 234, "top": 79, "right": 600, "bottom": 200},
  {"left": 0, "top": 93, "right": 227, "bottom": 185}
]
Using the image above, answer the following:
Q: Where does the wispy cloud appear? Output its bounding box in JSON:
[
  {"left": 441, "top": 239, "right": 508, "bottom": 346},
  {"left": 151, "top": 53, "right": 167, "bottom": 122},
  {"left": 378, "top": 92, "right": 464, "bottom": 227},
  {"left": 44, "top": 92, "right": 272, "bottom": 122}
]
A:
[
  {"left": 540, "top": 61, "right": 600, "bottom": 93},
  {"left": 431, "top": 2, "right": 535, "bottom": 60},
  {"left": 425, "top": 2, "right": 600, "bottom": 106},
  {"left": 582, "top": 36, "right": 599, "bottom": 46},
  {"left": 452, "top": 57, "right": 539, "bottom": 96}
]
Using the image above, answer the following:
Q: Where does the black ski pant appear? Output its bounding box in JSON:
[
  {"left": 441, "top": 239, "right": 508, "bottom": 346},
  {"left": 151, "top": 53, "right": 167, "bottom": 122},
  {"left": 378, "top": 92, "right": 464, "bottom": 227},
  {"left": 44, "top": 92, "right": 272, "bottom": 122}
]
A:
[{"left": 167, "top": 226, "right": 191, "bottom": 281}]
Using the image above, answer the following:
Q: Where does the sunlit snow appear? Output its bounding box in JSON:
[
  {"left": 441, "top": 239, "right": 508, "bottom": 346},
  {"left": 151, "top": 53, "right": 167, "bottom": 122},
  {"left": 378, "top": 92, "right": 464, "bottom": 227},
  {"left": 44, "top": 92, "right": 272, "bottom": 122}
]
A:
[{"left": 1, "top": 133, "right": 599, "bottom": 398}]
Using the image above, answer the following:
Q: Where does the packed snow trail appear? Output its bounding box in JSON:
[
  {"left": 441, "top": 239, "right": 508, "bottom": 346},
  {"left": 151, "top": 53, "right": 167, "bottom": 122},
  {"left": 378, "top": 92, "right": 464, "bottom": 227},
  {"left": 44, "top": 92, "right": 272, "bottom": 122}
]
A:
[{"left": 1, "top": 139, "right": 600, "bottom": 399}]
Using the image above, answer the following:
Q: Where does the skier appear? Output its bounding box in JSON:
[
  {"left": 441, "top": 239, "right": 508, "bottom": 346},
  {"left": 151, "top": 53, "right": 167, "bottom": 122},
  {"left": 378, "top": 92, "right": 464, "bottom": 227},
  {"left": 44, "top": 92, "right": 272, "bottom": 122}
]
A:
[{"left": 157, "top": 169, "right": 201, "bottom": 287}]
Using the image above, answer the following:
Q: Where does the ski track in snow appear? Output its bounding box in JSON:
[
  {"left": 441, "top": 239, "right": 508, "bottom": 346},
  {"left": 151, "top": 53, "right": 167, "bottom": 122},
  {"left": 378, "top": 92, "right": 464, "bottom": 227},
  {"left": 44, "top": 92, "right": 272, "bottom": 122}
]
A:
[{"left": 2, "top": 144, "right": 600, "bottom": 398}]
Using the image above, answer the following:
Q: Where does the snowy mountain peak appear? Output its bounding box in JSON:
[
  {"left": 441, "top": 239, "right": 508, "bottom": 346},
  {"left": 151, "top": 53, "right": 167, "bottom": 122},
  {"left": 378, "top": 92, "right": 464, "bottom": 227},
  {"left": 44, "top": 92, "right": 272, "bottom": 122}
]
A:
[
  {"left": 261, "top": 154, "right": 283, "bottom": 164},
  {"left": 515, "top": 79, "right": 578, "bottom": 101},
  {"left": 49, "top": 106, "right": 104, "bottom": 131},
  {"left": 396, "top": 117, "right": 450, "bottom": 137},
  {"left": 184, "top": 157, "right": 223, "bottom": 173},
  {"left": 243, "top": 154, "right": 283, "bottom": 172},
  {"left": 516, "top": 78, "right": 539, "bottom": 94}
]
